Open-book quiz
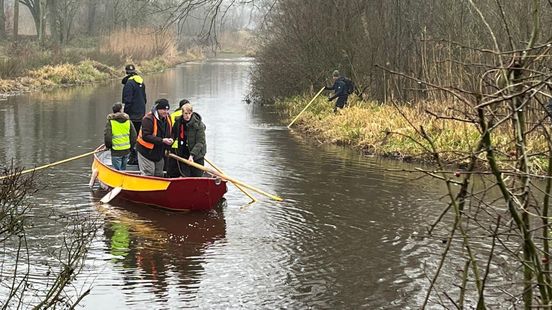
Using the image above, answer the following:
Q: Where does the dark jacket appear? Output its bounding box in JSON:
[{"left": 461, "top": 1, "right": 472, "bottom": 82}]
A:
[
  {"left": 104, "top": 112, "right": 137, "bottom": 157},
  {"left": 122, "top": 74, "right": 147, "bottom": 121},
  {"left": 326, "top": 77, "right": 348, "bottom": 100},
  {"left": 172, "top": 112, "right": 206, "bottom": 160},
  {"left": 136, "top": 112, "right": 173, "bottom": 162}
]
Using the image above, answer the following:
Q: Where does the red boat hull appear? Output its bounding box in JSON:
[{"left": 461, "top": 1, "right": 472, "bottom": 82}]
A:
[
  {"left": 92, "top": 150, "right": 227, "bottom": 211},
  {"left": 118, "top": 178, "right": 227, "bottom": 211}
]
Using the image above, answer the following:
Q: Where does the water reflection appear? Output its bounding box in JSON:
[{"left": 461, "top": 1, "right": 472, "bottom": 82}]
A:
[
  {"left": 95, "top": 197, "right": 226, "bottom": 306},
  {"left": 0, "top": 56, "right": 462, "bottom": 308}
]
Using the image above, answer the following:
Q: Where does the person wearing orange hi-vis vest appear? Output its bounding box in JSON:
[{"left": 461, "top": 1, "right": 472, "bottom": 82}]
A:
[{"left": 136, "top": 99, "right": 173, "bottom": 177}]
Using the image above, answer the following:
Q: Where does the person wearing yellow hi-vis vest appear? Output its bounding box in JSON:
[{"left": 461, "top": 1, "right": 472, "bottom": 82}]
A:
[
  {"left": 104, "top": 102, "right": 137, "bottom": 171},
  {"left": 122, "top": 64, "right": 146, "bottom": 165},
  {"left": 167, "top": 99, "right": 189, "bottom": 177}
]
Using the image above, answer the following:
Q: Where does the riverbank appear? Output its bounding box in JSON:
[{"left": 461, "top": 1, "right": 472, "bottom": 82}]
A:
[
  {"left": 278, "top": 94, "right": 548, "bottom": 173},
  {"left": 0, "top": 29, "right": 255, "bottom": 98},
  {"left": 0, "top": 47, "right": 204, "bottom": 97}
]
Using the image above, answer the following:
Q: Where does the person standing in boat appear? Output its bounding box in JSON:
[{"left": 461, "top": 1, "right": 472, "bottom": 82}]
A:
[
  {"left": 104, "top": 102, "right": 137, "bottom": 171},
  {"left": 172, "top": 102, "right": 206, "bottom": 177},
  {"left": 122, "top": 64, "right": 147, "bottom": 165},
  {"left": 167, "top": 99, "right": 190, "bottom": 178},
  {"left": 136, "top": 99, "right": 173, "bottom": 177}
]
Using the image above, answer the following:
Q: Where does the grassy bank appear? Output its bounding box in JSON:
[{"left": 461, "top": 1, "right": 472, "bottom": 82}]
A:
[
  {"left": 0, "top": 55, "right": 196, "bottom": 96},
  {"left": 278, "top": 94, "right": 549, "bottom": 172},
  {"left": 0, "top": 30, "right": 208, "bottom": 96}
]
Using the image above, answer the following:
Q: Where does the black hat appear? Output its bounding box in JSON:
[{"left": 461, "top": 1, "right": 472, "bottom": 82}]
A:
[
  {"left": 155, "top": 98, "right": 170, "bottom": 110},
  {"left": 177, "top": 99, "right": 190, "bottom": 110},
  {"left": 125, "top": 64, "right": 136, "bottom": 74}
]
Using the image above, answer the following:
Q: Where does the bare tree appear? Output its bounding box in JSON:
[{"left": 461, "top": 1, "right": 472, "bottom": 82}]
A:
[
  {"left": 12, "top": 0, "right": 18, "bottom": 41},
  {"left": 0, "top": 0, "right": 6, "bottom": 39},
  {"left": 0, "top": 164, "right": 98, "bottom": 308},
  {"left": 250, "top": 0, "right": 552, "bottom": 103},
  {"left": 378, "top": 1, "right": 552, "bottom": 307},
  {"left": 85, "top": 0, "right": 96, "bottom": 35},
  {"left": 19, "top": 0, "right": 47, "bottom": 43},
  {"left": 252, "top": 0, "right": 552, "bottom": 307},
  {"left": 47, "top": 0, "right": 79, "bottom": 45}
]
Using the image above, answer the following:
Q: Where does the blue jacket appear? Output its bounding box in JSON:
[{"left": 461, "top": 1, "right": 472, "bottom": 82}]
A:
[
  {"left": 326, "top": 77, "right": 347, "bottom": 101},
  {"left": 122, "top": 74, "right": 147, "bottom": 121}
]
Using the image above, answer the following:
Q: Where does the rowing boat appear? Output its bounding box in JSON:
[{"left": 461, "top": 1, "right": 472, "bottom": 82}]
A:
[{"left": 91, "top": 148, "right": 227, "bottom": 211}]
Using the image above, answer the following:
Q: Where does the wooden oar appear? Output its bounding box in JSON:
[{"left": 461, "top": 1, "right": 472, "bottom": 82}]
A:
[
  {"left": 100, "top": 187, "right": 122, "bottom": 204},
  {"left": 287, "top": 86, "right": 325, "bottom": 128},
  {"left": 205, "top": 158, "right": 257, "bottom": 203},
  {"left": 0, "top": 149, "right": 100, "bottom": 180},
  {"left": 168, "top": 153, "right": 283, "bottom": 202}
]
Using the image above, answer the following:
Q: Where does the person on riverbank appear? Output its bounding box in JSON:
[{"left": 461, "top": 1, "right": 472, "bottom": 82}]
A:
[
  {"left": 136, "top": 99, "right": 173, "bottom": 177},
  {"left": 122, "top": 64, "right": 147, "bottom": 165},
  {"left": 325, "top": 70, "right": 349, "bottom": 113},
  {"left": 104, "top": 102, "right": 137, "bottom": 171},
  {"left": 172, "top": 102, "right": 206, "bottom": 177},
  {"left": 167, "top": 99, "right": 190, "bottom": 177}
]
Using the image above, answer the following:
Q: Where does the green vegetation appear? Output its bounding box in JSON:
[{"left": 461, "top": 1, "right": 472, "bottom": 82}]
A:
[
  {"left": 0, "top": 29, "right": 209, "bottom": 94},
  {"left": 279, "top": 94, "right": 549, "bottom": 173}
]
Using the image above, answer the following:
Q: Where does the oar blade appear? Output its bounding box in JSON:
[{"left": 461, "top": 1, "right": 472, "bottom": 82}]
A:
[{"left": 100, "top": 187, "right": 122, "bottom": 204}]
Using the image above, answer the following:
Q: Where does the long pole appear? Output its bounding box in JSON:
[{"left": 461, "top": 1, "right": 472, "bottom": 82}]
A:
[
  {"left": 287, "top": 87, "right": 325, "bottom": 128},
  {"left": 168, "top": 153, "right": 283, "bottom": 202},
  {"left": 205, "top": 158, "right": 257, "bottom": 203},
  {"left": 0, "top": 149, "right": 99, "bottom": 180}
]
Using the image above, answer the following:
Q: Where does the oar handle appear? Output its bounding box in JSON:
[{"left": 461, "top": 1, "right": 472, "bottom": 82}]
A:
[
  {"left": 287, "top": 86, "right": 325, "bottom": 128},
  {"left": 169, "top": 153, "right": 283, "bottom": 202}
]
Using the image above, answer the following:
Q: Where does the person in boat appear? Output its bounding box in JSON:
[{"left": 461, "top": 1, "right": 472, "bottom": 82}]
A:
[
  {"left": 172, "top": 102, "right": 206, "bottom": 177},
  {"left": 167, "top": 99, "right": 190, "bottom": 178},
  {"left": 136, "top": 99, "right": 173, "bottom": 177},
  {"left": 103, "top": 102, "right": 137, "bottom": 171},
  {"left": 122, "top": 64, "right": 147, "bottom": 165}
]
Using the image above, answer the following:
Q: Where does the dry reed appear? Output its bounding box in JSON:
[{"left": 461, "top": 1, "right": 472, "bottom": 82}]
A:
[{"left": 279, "top": 95, "right": 549, "bottom": 171}]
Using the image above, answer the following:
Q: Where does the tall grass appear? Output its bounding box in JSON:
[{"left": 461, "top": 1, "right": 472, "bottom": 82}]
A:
[
  {"left": 0, "top": 29, "right": 184, "bottom": 92},
  {"left": 279, "top": 95, "right": 548, "bottom": 170},
  {"left": 28, "top": 60, "right": 111, "bottom": 84},
  {"left": 99, "top": 28, "right": 178, "bottom": 62}
]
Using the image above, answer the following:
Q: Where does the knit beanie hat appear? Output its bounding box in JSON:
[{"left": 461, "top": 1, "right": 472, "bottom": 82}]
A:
[{"left": 155, "top": 98, "right": 170, "bottom": 110}]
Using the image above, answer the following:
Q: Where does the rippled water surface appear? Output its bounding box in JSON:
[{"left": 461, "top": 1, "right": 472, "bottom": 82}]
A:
[{"left": 1, "top": 57, "right": 453, "bottom": 309}]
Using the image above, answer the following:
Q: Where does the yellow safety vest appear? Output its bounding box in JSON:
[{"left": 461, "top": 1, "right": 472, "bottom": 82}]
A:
[
  {"left": 110, "top": 120, "right": 131, "bottom": 150},
  {"left": 170, "top": 110, "right": 182, "bottom": 149},
  {"left": 129, "top": 75, "right": 144, "bottom": 84}
]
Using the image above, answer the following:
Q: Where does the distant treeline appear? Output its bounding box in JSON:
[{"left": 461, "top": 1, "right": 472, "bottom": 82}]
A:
[
  {"left": 0, "top": 0, "right": 254, "bottom": 47},
  {"left": 250, "top": 0, "right": 552, "bottom": 103},
  {"left": 0, "top": 1, "right": 258, "bottom": 82}
]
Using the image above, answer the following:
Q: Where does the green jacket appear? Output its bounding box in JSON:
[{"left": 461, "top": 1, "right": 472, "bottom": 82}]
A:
[{"left": 172, "top": 112, "right": 206, "bottom": 160}]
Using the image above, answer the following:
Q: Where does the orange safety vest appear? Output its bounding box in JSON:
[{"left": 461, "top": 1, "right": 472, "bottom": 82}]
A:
[{"left": 136, "top": 113, "right": 172, "bottom": 149}]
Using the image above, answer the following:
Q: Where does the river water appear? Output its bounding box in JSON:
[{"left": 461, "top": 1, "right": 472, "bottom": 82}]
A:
[{"left": 0, "top": 57, "right": 458, "bottom": 309}]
